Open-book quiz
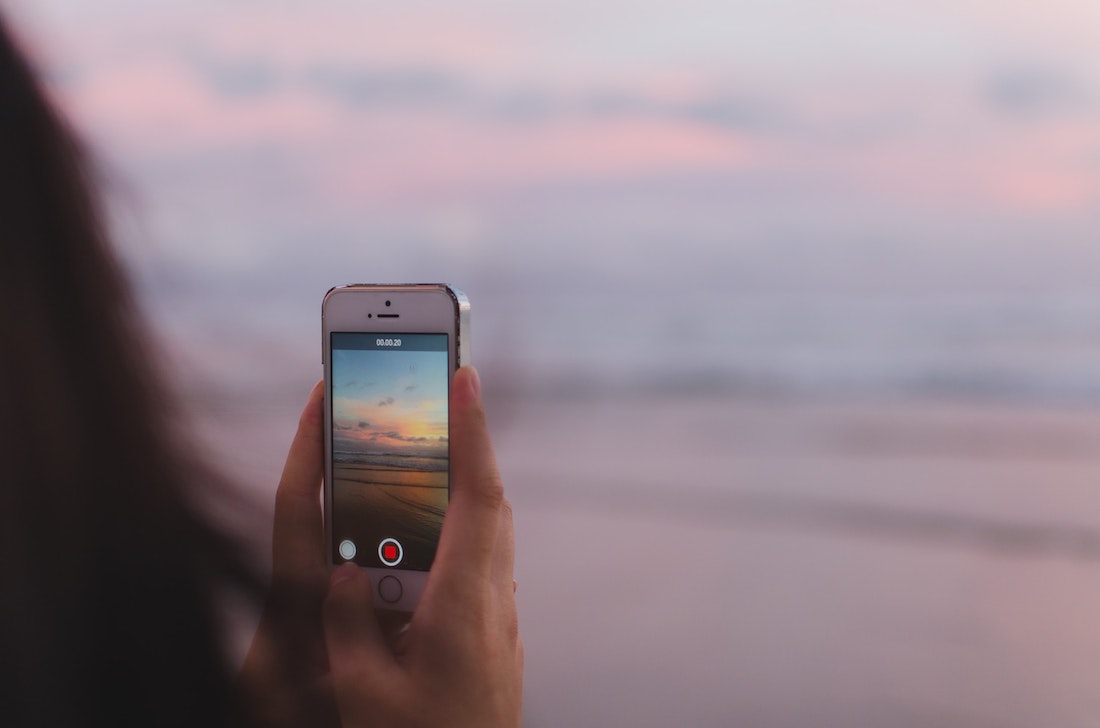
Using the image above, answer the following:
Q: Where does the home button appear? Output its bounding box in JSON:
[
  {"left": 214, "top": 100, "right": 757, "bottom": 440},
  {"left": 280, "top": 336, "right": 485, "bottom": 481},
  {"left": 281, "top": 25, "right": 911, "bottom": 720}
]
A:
[{"left": 378, "top": 575, "right": 403, "bottom": 604}]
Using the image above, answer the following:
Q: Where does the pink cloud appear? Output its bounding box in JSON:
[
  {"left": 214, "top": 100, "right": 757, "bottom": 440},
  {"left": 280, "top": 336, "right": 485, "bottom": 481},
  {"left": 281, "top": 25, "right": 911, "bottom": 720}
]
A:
[
  {"left": 312, "top": 113, "right": 752, "bottom": 204},
  {"left": 59, "top": 58, "right": 338, "bottom": 152}
]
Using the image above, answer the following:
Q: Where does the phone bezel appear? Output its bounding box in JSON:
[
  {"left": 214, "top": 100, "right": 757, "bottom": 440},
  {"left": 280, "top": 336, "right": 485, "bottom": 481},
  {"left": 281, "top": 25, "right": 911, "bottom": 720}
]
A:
[{"left": 321, "top": 284, "right": 467, "bottom": 611}]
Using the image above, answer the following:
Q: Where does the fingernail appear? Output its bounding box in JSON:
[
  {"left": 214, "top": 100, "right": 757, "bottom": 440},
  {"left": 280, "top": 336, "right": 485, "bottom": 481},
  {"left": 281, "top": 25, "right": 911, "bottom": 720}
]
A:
[{"left": 330, "top": 562, "right": 361, "bottom": 587}]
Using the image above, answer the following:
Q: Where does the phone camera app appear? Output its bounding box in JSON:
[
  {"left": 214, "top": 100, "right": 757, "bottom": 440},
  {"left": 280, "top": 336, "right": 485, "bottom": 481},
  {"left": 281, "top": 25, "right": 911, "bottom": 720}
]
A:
[
  {"left": 331, "top": 332, "right": 449, "bottom": 572},
  {"left": 338, "top": 539, "right": 357, "bottom": 560}
]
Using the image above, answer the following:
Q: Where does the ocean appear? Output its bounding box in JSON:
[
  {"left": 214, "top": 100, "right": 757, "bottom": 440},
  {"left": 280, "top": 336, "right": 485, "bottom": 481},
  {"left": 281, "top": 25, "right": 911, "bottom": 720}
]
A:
[{"left": 138, "top": 258, "right": 1100, "bottom": 410}]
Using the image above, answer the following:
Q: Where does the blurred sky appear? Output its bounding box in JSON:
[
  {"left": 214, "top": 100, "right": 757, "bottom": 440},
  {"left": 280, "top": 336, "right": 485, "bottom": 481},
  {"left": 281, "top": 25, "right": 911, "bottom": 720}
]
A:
[
  {"left": 13, "top": 6, "right": 1100, "bottom": 724},
  {"left": 9, "top": 0, "right": 1100, "bottom": 400}
]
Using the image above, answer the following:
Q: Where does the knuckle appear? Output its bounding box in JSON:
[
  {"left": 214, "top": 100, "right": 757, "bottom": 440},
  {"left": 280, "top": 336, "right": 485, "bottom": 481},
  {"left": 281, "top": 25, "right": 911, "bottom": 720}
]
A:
[
  {"left": 472, "top": 471, "right": 505, "bottom": 511},
  {"left": 503, "top": 608, "right": 520, "bottom": 645},
  {"left": 272, "top": 483, "right": 293, "bottom": 519},
  {"left": 274, "top": 478, "right": 293, "bottom": 505}
]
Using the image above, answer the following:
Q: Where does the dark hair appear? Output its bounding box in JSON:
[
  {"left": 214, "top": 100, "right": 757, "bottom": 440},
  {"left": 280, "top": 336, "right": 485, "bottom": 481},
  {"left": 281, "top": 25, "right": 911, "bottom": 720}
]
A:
[{"left": 0, "top": 16, "right": 258, "bottom": 727}]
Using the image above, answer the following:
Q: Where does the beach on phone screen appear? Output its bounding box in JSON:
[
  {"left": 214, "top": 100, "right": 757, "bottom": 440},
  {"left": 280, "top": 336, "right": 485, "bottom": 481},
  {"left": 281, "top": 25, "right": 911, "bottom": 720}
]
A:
[{"left": 331, "top": 341, "right": 449, "bottom": 570}]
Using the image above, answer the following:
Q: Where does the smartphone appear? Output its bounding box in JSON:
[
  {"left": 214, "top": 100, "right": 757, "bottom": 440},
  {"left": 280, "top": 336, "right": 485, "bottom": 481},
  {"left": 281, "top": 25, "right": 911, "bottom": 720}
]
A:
[{"left": 322, "top": 284, "right": 470, "bottom": 611}]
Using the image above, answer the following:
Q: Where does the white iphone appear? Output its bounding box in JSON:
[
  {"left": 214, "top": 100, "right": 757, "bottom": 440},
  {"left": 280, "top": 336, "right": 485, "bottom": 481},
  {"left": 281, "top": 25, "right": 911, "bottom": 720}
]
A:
[{"left": 322, "top": 284, "right": 470, "bottom": 611}]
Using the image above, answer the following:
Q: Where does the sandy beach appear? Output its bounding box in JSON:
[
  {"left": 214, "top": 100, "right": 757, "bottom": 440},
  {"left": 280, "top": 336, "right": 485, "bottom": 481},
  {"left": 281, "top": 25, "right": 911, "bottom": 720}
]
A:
[
  {"left": 331, "top": 462, "right": 447, "bottom": 570},
  {"left": 196, "top": 387, "right": 1100, "bottom": 727}
]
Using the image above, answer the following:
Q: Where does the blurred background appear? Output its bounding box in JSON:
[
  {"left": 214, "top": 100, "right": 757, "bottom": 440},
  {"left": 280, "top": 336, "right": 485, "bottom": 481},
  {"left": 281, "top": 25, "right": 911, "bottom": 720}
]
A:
[{"left": 11, "top": 0, "right": 1100, "bottom": 724}]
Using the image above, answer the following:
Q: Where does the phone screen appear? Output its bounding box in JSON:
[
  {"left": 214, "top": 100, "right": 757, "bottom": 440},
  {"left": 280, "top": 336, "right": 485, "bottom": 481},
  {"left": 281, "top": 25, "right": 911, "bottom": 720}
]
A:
[{"left": 329, "top": 332, "right": 450, "bottom": 571}]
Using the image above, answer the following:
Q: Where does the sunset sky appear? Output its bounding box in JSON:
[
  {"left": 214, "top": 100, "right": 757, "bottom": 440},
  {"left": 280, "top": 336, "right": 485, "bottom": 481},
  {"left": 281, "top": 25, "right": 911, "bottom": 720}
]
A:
[
  {"left": 16, "top": 0, "right": 1099, "bottom": 218},
  {"left": 8, "top": 0, "right": 1100, "bottom": 398},
  {"left": 332, "top": 346, "right": 448, "bottom": 457}
]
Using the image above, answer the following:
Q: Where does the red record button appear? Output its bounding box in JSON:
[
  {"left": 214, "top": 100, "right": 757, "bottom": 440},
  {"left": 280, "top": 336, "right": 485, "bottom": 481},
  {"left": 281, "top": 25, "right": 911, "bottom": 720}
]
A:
[{"left": 378, "top": 538, "right": 403, "bottom": 567}]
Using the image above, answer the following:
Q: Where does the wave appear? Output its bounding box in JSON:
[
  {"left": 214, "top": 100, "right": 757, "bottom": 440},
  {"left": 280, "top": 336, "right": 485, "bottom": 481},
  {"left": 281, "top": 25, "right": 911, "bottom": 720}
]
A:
[{"left": 334, "top": 451, "right": 449, "bottom": 471}]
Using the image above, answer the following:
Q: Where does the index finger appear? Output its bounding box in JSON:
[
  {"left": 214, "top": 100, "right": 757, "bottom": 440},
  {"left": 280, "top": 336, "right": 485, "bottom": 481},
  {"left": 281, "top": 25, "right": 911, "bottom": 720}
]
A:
[
  {"left": 272, "top": 379, "right": 326, "bottom": 585},
  {"left": 430, "top": 366, "right": 505, "bottom": 591}
]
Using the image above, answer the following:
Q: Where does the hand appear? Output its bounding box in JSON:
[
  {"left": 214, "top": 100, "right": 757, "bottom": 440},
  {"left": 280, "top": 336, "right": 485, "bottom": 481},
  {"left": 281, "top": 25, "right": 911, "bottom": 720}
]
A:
[
  {"left": 324, "top": 366, "right": 524, "bottom": 728},
  {"left": 238, "top": 380, "right": 340, "bottom": 728}
]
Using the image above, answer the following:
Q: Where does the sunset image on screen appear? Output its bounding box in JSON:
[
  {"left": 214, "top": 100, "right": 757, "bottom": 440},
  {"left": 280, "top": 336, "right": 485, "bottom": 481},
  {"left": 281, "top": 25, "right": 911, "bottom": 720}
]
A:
[{"left": 330, "top": 333, "right": 449, "bottom": 571}]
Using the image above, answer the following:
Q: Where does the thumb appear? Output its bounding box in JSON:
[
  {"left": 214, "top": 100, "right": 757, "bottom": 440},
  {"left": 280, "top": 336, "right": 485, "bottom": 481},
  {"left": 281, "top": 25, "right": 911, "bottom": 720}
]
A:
[{"left": 323, "top": 565, "right": 396, "bottom": 718}]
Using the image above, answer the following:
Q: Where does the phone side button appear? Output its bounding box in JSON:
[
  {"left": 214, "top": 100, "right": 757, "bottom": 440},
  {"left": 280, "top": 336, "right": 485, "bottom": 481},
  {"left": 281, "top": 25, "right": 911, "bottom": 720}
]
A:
[{"left": 378, "top": 575, "right": 403, "bottom": 604}]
